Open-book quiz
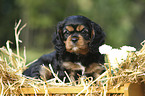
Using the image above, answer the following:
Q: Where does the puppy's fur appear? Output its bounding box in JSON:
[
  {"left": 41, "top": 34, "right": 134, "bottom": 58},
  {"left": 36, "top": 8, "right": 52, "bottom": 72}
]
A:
[{"left": 23, "top": 15, "right": 105, "bottom": 81}]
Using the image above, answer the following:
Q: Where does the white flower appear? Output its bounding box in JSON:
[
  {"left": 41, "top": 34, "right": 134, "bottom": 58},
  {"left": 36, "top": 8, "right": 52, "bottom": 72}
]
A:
[
  {"left": 120, "top": 46, "right": 136, "bottom": 52},
  {"left": 99, "top": 44, "right": 136, "bottom": 68},
  {"left": 99, "top": 44, "right": 112, "bottom": 54},
  {"left": 108, "top": 49, "right": 124, "bottom": 68}
]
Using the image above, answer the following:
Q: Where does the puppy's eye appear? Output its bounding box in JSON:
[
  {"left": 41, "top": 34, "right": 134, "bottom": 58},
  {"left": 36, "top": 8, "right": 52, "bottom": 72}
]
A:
[
  {"left": 63, "top": 30, "right": 70, "bottom": 39},
  {"left": 63, "top": 30, "right": 69, "bottom": 34},
  {"left": 81, "top": 29, "right": 90, "bottom": 38},
  {"left": 82, "top": 29, "right": 88, "bottom": 33}
]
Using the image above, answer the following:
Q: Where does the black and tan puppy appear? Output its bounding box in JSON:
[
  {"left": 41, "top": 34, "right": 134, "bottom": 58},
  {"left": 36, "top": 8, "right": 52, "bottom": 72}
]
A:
[{"left": 23, "top": 15, "right": 105, "bottom": 82}]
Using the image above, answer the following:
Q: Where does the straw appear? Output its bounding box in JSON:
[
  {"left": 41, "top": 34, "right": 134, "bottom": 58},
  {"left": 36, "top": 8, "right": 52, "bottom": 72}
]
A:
[{"left": 0, "top": 20, "right": 144, "bottom": 95}]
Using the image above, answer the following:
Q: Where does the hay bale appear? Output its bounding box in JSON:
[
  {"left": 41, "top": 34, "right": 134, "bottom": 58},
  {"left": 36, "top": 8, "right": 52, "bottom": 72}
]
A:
[{"left": 0, "top": 20, "right": 144, "bottom": 95}]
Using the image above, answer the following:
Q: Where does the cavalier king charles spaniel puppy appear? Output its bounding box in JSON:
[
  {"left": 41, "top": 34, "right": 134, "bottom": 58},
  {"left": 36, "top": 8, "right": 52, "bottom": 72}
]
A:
[{"left": 23, "top": 15, "right": 105, "bottom": 82}]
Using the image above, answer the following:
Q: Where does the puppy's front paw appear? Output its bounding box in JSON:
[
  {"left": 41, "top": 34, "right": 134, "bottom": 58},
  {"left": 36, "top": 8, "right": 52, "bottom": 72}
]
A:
[{"left": 39, "top": 65, "right": 52, "bottom": 80}]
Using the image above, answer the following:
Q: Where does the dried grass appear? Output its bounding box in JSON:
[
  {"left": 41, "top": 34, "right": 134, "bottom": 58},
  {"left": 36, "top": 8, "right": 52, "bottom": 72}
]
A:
[{"left": 0, "top": 20, "right": 144, "bottom": 95}]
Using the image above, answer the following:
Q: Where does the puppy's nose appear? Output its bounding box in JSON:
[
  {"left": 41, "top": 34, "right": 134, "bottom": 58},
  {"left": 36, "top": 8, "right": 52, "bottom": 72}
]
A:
[
  {"left": 71, "top": 37, "right": 78, "bottom": 43},
  {"left": 71, "top": 33, "right": 79, "bottom": 43}
]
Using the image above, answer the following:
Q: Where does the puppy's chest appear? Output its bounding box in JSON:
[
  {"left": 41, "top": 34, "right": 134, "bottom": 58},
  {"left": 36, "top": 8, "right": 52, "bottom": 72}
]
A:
[
  {"left": 62, "top": 56, "right": 87, "bottom": 74},
  {"left": 62, "top": 61, "right": 85, "bottom": 74},
  {"left": 61, "top": 54, "right": 103, "bottom": 75},
  {"left": 62, "top": 61, "right": 102, "bottom": 76}
]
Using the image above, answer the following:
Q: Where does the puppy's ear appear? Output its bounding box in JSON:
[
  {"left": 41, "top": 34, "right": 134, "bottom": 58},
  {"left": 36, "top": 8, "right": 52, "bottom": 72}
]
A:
[
  {"left": 89, "top": 22, "right": 105, "bottom": 53},
  {"left": 52, "top": 21, "right": 66, "bottom": 54},
  {"left": 56, "top": 21, "right": 64, "bottom": 41}
]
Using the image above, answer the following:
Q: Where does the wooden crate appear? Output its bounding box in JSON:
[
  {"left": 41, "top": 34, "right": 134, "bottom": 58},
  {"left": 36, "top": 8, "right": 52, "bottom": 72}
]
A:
[{"left": 21, "top": 83, "right": 144, "bottom": 96}]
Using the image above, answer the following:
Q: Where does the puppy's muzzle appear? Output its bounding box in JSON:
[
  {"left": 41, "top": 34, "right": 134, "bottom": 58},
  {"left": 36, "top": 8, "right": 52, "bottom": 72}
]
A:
[{"left": 71, "top": 35, "right": 79, "bottom": 44}]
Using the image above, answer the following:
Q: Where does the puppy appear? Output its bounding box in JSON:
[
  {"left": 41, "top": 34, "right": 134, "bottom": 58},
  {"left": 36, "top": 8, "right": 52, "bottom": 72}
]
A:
[{"left": 23, "top": 15, "right": 105, "bottom": 82}]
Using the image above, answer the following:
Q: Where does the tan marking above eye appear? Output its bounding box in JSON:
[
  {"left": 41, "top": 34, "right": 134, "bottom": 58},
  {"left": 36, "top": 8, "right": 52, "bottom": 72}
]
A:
[
  {"left": 76, "top": 25, "right": 85, "bottom": 31},
  {"left": 91, "top": 29, "right": 95, "bottom": 38},
  {"left": 66, "top": 26, "right": 74, "bottom": 31}
]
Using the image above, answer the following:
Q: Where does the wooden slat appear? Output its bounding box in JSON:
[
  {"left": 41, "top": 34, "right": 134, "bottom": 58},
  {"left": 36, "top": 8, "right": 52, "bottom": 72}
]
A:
[
  {"left": 18, "top": 83, "right": 145, "bottom": 95},
  {"left": 107, "top": 86, "right": 124, "bottom": 93},
  {"left": 21, "top": 86, "right": 124, "bottom": 95},
  {"left": 21, "top": 87, "right": 91, "bottom": 94}
]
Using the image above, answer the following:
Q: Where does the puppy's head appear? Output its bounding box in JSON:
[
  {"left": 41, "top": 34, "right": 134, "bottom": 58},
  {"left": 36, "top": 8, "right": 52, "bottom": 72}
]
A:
[{"left": 53, "top": 15, "right": 105, "bottom": 55}]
